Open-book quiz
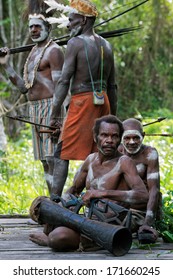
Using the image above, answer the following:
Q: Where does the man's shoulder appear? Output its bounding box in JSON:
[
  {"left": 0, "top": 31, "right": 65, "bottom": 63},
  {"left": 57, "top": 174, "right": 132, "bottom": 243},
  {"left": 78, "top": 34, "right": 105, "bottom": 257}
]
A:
[
  {"left": 44, "top": 42, "right": 64, "bottom": 61},
  {"left": 68, "top": 36, "right": 83, "bottom": 45},
  {"left": 66, "top": 37, "right": 83, "bottom": 53},
  {"left": 87, "top": 152, "right": 98, "bottom": 161},
  {"left": 47, "top": 42, "right": 63, "bottom": 52},
  {"left": 141, "top": 145, "right": 158, "bottom": 156},
  {"left": 118, "top": 154, "right": 133, "bottom": 163},
  {"left": 144, "top": 146, "right": 159, "bottom": 161}
]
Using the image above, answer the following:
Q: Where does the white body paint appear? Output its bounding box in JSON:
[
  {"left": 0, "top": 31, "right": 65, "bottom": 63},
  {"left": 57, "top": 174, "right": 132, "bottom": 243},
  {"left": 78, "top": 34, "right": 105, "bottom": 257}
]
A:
[
  {"left": 147, "top": 172, "right": 159, "bottom": 180},
  {"left": 136, "top": 163, "right": 145, "bottom": 173},
  {"left": 147, "top": 150, "right": 158, "bottom": 161},
  {"left": 146, "top": 210, "right": 154, "bottom": 218},
  {"left": 87, "top": 158, "right": 121, "bottom": 190},
  {"left": 44, "top": 173, "right": 53, "bottom": 186},
  {"left": 125, "top": 190, "right": 136, "bottom": 203}
]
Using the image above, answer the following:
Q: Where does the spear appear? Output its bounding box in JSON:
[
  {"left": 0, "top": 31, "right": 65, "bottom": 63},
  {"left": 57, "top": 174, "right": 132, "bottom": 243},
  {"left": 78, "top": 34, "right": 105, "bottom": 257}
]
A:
[
  {"left": 94, "top": 0, "right": 149, "bottom": 28},
  {"left": 0, "top": 26, "right": 141, "bottom": 56},
  {"left": 0, "top": 0, "right": 148, "bottom": 56},
  {"left": 145, "top": 133, "right": 173, "bottom": 137},
  {"left": 143, "top": 117, "right": 166, "bottom": 127},
  {"left": 5, "top": 115, "right": 58, "bottom": 130}
]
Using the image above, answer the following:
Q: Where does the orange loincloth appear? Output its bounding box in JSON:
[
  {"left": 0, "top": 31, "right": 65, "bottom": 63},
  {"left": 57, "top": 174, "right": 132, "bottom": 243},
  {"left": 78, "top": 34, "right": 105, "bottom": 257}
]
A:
[{"left": 60, "top": 91, "right": 110, "bottom": 160}]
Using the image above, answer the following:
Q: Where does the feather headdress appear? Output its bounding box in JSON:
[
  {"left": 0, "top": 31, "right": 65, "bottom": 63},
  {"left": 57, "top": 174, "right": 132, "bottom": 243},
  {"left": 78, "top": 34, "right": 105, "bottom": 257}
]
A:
[
  {"left": 44, "top": 0, "right": 78, "bottom": 14},
  {"left": 70, "top": 0, "right": 98, "bottom": 17},
  {"left": 43, "top": 0, "right": 78, "bottom": 27},
  {"left": 44, "top": 0, "right": 98, "bottom": 28}
]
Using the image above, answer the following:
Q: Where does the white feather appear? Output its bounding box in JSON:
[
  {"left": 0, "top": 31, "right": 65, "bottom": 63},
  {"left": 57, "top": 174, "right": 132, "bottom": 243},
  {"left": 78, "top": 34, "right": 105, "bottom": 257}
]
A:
[
  {"left": 46, "top": 15, "right": 69, "bottom": 28},
  {"left": 44, "top": 0, "right": 78, "bottom": 14}
]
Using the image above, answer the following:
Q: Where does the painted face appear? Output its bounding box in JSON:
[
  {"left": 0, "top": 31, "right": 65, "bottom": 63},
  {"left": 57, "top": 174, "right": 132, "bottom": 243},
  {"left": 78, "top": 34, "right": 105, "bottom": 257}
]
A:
[
  {"left": 96, "top": 122, "right": 121, "bottom": 157},
  {"left": 122, "top": 130, "right": 143, "bottom": 154},
  {"left": 67, "top": 13, "right": 84, "bottom": 38},
  {"left": 29, "top": 18, "right": 49, "bottom": 43}
]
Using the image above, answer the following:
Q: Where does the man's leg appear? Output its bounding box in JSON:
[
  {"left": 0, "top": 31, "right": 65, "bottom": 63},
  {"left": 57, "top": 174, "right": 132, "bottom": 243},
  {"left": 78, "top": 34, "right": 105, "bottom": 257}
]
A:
[
  {"left": 30, "top": 226, "right": 80, "bottom": 250},
  {"left": 48, "top": 226, "right": 80, "bottom": 250},
  {"left": 51, "top": 157, "right": 69, "bottom": 198},
  {"left": 45, "top": 156, "right": 55, "bottom": 193},
  {"left": 41, "top": 159, "right": 53, "bottom": 194},
  {"left": 50, "top": 141, "right": 69, "bottom": 198}
]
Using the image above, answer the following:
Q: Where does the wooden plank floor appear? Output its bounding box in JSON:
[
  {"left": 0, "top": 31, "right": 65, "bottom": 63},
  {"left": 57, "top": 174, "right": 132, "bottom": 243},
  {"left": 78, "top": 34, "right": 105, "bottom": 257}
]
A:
[{"left": 0, "top": 218, "right": 173, "bottom": 260}]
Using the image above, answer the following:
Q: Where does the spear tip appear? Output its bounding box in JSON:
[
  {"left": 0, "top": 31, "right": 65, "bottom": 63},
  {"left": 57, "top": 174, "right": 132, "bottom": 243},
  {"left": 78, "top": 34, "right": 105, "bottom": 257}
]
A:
[{"left": 158, "top": 117, "right": 166, "bottom": 122}]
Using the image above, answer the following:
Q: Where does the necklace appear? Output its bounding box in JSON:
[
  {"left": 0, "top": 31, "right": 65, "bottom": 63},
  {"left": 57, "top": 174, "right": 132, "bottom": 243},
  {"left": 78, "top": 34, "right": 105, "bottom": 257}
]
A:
[{"left": 23, "top": 39, "right": 52, "bottom": 89}]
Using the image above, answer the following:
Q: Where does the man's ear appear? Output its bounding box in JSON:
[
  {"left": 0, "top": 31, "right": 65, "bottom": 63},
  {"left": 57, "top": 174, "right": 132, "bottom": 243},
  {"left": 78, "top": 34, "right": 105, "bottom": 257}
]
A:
[
  {"left": 48, "top": 25, "right": 52, "bottom": 32},
  {"left": 82, "top": 16, "right": 87, "bottom": 25},
  {"left": 93, "top": 133, "right": 97, "bottom": 143}
]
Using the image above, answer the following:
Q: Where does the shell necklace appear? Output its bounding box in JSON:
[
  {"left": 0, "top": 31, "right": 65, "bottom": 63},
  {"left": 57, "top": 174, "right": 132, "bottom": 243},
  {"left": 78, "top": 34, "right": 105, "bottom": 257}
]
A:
[{"left": 23, "top": 39, "right": 52, "bottom": 89}]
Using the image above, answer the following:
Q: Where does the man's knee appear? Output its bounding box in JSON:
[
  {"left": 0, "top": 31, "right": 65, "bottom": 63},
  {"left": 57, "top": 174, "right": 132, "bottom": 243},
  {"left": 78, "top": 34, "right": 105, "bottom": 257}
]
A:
[
  {"left": 48, "top": 230, "right": 67, "bottom": 249},
  {"left": 54, "top": 142, "right": 62, "bottom": 158},
  {"left": 41, "top": 160, "right": 49, "bottom": 173},
  {"left": 45, "top": 156, "right": 54, "bottom": 174},
  {"left": 48, "top": 227, "right": 80, "bottom": 250}
]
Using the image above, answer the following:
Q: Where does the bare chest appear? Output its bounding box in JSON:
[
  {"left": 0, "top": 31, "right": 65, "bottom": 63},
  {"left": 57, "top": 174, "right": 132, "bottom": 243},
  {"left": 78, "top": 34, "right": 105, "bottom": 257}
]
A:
[
  {"left": 27, "top": 50, "right": 49, "bottom": 73},
  {"left": 86, "top": 161, "right": 121, "bottom": 190}
]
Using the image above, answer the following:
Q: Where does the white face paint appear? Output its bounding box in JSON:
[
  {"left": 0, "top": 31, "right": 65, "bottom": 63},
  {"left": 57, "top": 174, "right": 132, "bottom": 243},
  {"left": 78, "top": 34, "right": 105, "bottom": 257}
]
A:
[
  {"left": 70, "top": 25, "right": 83, "bottom": 38},
  {"left": 122, "top": 130, "right": 143, "bottom": 154},
  {"left": 29, "top": 18, "right": 49, "bottom": 43}
]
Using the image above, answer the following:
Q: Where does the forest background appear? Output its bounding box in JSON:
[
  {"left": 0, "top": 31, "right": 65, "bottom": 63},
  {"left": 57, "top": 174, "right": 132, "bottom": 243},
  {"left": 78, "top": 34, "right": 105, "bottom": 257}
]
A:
[{"left": 0, "top": 0, "right": 173, "bottom": 240}]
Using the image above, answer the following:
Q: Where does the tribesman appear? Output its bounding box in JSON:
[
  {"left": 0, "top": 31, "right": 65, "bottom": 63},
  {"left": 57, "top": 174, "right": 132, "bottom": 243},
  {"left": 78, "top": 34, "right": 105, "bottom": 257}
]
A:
[
  {"left": 118, "top": 118, "right": 161, "bottom": 243},
  {"left": 0, "top": 0, "right": 68, "bottom": 194},
  {"left": 29, "top": 115, "right": 149, "bottom": 251},
  {"left": 44, "top": 0, "right": 118, "bottom": 198}
]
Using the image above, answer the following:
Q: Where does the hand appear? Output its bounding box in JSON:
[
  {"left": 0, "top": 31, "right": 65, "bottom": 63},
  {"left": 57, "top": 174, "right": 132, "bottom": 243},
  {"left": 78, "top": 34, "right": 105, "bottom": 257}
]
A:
[
  {"left": 49, "top": 119, "right": 62, "bottom": 143},
  {"left": 0, "top": 47, "right": 10, "bottom": 65},
  {"left": 82, "top": 190, "right": 99, "bottom": 206},
  {"left": 50, "top": 128, "right": 60, "bottom": 143},
  {"left": 50, "top": 193, "right": 61, "bottom": 203},
  {"left": 138, "top": 224, "right": 159, "bottom": 239},
  {"left": 49, "top": 118, "right": 62, "bottom": 129}
]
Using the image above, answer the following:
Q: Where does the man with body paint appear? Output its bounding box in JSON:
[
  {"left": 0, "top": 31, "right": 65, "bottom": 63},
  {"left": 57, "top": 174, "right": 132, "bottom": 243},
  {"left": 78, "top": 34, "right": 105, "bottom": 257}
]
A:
[
  {"left": 0, "top": 1, "right": 67, "bottom": 194},
  {"left": 29, "top": 115, "right": 149, "bottom": 250},
  {"left": 45, "top": 0, "right": 117, "bottom": 199},
  {"left": 118, "top": 118, "right": 160, "bottom": 243}
]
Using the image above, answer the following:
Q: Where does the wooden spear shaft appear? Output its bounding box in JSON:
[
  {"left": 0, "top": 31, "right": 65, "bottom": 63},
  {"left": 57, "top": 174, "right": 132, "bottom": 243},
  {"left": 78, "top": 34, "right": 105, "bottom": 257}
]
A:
[
  {"left": 143, "top": 117, "right": 166, "bottom": 127},
  {"left": 145, "top": 133, "right": 173, "bottom": 137},
  {"left": 0, "top": 26, "right": 140, "bottom": 56},
  {"left": 5, "top": 115, "right": 58, "bottom": 130}
]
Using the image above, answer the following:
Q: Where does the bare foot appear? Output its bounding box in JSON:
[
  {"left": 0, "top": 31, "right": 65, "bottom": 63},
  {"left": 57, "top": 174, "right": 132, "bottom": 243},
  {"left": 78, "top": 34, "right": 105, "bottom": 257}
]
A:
[{"left": 29, "top": 233, "right": 48, "bottom": 246}]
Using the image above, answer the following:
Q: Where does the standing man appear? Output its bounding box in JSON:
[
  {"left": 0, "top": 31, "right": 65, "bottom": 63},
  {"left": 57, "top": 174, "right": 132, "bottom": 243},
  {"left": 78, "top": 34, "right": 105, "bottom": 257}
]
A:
[
  {"left": 0, "top": 0, "right": 67, "bottom": 194},
  {"left": 29, "top": 115, "right": 148, "bottom": 250},
  {"left": 119, "top": 118, "right": 160, "bottom": 243},
  {"left": 46, "top": 0, "right": 118, "bottom": 198}
]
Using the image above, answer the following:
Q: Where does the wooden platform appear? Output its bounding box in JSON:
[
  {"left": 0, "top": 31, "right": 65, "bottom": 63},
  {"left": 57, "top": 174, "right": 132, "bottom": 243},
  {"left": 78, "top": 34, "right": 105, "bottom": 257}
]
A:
[{"left": 0, "top": 218, "right": 173, "bottom": 260}]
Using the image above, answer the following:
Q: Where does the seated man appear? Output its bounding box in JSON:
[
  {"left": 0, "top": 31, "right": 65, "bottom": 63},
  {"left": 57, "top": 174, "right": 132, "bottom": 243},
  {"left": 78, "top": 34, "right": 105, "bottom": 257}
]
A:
[
  {"left": 29, "top": 115, "right": 149, "bottom": 251},
  {"left": 118, "top": 118, "right": 160, "bottom": 243}
]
